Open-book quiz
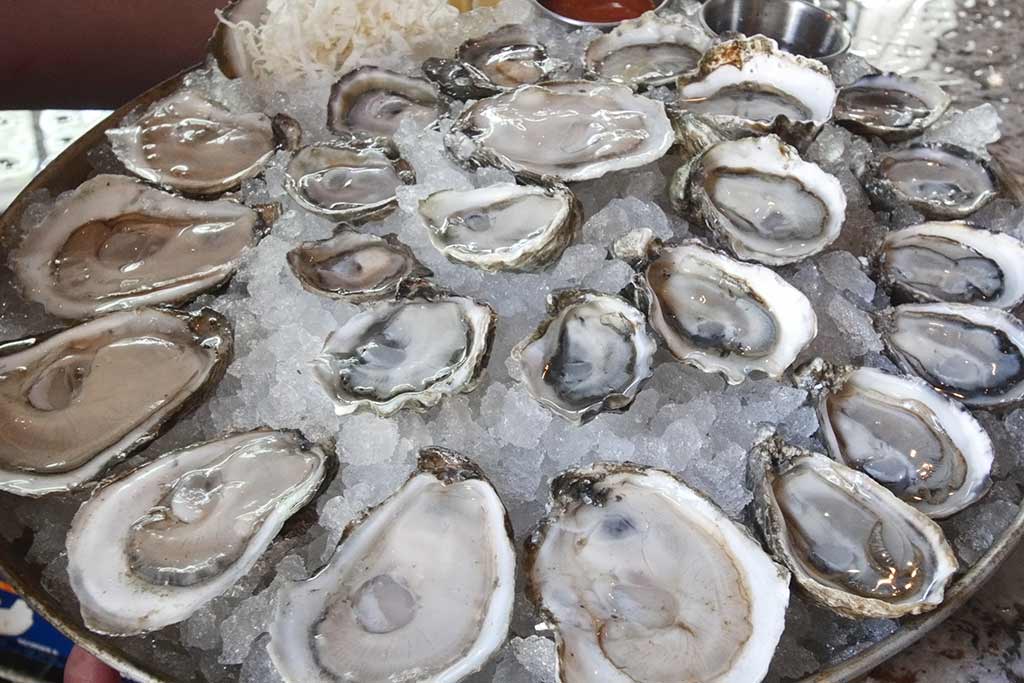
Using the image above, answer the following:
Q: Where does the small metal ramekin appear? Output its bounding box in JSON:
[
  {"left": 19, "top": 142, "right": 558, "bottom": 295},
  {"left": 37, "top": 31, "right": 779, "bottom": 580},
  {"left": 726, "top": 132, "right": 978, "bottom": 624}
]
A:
[{"left": 700, "top": 0, "right": 852, "bottom": 62}]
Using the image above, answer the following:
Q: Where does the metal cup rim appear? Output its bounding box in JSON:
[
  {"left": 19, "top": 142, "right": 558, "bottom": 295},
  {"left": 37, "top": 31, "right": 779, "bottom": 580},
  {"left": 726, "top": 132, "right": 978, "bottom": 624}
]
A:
[
  {"left": 528, "top": 0, "right": 671, "bottom": 29},
  {"left": 698, "top": 0, "right": 852, "bottom": 62}
]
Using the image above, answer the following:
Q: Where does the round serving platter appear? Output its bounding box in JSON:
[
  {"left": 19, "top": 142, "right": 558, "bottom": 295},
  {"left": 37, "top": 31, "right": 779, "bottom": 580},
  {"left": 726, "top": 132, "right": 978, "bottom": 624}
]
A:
[{"left": 2, "top": 7, "right": 1024, "bottom": 683}]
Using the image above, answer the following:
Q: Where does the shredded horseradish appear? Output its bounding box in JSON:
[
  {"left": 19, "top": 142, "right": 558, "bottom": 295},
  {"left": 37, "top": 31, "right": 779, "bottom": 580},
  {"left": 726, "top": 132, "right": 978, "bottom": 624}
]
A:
[{"left": 218, "top": 0, "right": 531, "bottom": 82}]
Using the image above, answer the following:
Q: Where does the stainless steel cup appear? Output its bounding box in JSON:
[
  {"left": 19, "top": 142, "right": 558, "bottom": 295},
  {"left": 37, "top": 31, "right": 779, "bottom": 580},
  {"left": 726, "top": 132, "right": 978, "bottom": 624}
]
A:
[{"left": 700, "top": 0, "right": 852, "bottom": 62}]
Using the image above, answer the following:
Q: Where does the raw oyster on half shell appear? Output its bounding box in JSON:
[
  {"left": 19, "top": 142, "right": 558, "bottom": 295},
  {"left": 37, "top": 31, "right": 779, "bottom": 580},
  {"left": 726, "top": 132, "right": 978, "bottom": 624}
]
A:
[
  {"left": 418, "top": 182, "right": 581, "bottom": 272},
  {"left": 797, "top": 359, "right": 994, "bottom": 518},
  {"left": 269, "top": 447, "right": 514, "bottom": 683},
  {"left": 627, "top": 237, "right": 817, "bottom": 383},
  {"left": 446, "top": 80, "right": 674, "bottom": 182},
  {"left": 751, "top": 436, "right": 957, "bottom": 618},
  {"left": 0, "top": 308, "right": 232, "bottom": 496},
  {"left": 865, "top": 143, "right": 999, "bottom": 219},
  {"left": 835, "top": 73, "right": 951, "bottom": 141},
  {"left": 312, "top": 280, "right": 495, "bottom": 416},
  {"left": 511, "top": 290, "right": 657, "bottom": 425},
  {"left": 877, "top": 221, "right": 1024, "bottom": 309},
  {"left": 66, "top": 429, "right": 327, "bottom": 635},
  {"left": 584, "top": 11, "right": 712, "bottom": 89},
  {"left": 673, "top": 134, "right": 846, "bottom": 265},
  {"left": 526, "top": 462, "right": 790, "bottom": 683},
  {"left": 327, "top": 66, "right": 443, "bottom": 137},
  {"left": 12, "top": 174, "right": 272, "bottom": 319},
  {"left": 877, "top": 302, "right": 1024, "bottom": 409},
  {"left": 108, "top": 90, "right": 295, "bottom": 195},
  {"left": 284, "top": 136, "right": 415, "bottom": 220},
  {"left": 287, "top": 228, "right": 431, "bottom": 302}
]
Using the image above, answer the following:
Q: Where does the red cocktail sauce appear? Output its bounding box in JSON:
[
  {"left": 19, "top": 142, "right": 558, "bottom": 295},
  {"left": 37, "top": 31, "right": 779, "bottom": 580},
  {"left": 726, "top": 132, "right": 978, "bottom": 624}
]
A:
[{"left": 541, "top": 0, "right": 655, "bottom": 23}]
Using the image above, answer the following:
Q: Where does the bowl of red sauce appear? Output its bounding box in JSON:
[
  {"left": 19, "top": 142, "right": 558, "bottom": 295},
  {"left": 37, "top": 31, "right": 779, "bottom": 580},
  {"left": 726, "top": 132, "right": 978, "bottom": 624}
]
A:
[{"left": 534, "top": 0, "right": 670, "bottom": 28}]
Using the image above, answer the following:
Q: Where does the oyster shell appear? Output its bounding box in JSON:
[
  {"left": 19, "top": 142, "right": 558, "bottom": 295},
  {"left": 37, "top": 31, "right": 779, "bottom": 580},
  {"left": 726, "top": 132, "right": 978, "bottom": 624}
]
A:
[
  {"left": 209, "top": 0, "right": 267, "bottom": 79},
  {"left": 459, "top": 25, "right": 560, "bottom": 88},
  {"left": 584, "top": 11, "right": 711, "bottom": 89},
  {"left": 312, "top": 281, "right": 495, "bottom": 416},
  {"left": 422, "top": 58, "right": 505, "bottom": 101},
  {"left": 284, "top": 137, "right": 415, "bottom": 220},
  {"left": 287, "top": 228, "right": 431, "bottom": 302},
  {"left": 418, "top": 182, "right": 581, "bottom": 272},
  {"left": 673, "top": 134, "right": 846, "bottom": 265},
  {"left": 865, "top": 142, "right": 999, "bottom": 219},
  {"left": 525, "top": 462, "right": 790, "bottom": 683},
  {"left": 835, "top": 73, "right": 951, "bottom": 141},
  {"left": 878, "top": 221, "right": 1024, "bottom": 309},
  {"left": 327, "top": 66, "right": 442, "bottom": 137},
  {"left": 269, "top": 447, "right": 514, "bottom": 683},
  {"left": 877, "top": 302, "right": 1024, "bottom": 409},
  {"left": 446, "top": 81, "right": 674, "bottom": 182},
  {"left": 0, "top": 308, "right": 232, "bottom": 497},
  {"left": 676, "top": 36, "right": 836, "bottom": 138},
  {"left": 629, "top": 237, "right": 817, "bottom": 383},
  {"left": 751, "top": 436, "right": 957, "bottom": 619},
  {"left": 12, "top": 174, "right": 271, "bottom": 319},
  {"left": 798, "top": 359, "right": 994, "bottom": 518},
  {"left": 107, "top": 90, "right": 292, "bottom": 195},
  {"left": 511, "top": 290, "right": 657, "bottom": 425},
  {"left": 66, "top": 429, "right": 327, "bottom": 635}
]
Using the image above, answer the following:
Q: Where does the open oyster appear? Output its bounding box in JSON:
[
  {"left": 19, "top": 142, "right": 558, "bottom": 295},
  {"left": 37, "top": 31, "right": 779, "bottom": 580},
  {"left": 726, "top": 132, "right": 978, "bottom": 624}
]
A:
[
  {"left": 418, "top": 182, "right": 581, "bottom": 272},
  {"left": 312, "top": 281, "right": 495, "bottom": 416},
  {"left": 877, "top": 302, "right": 1024, "bottom": 409},
  {"left": 865, "top": 143, "right": 999, "bottom": 219},
  {"left": 511, "top": 290, "right": 656, "bottom": 425},
  {"left": 584, "top": 12, "right": 711, "bottom": 89},
  {"left": 287, "top": 229, "right": 431, "bottom": 302},
  {"left": 835, "top": 73, "right": 951, "bottom": 141},
  {"left": 797, "top": 359, "right": 994, "bottom": 518},
  {"left": 628, "top": 237, "right": 817, "bottom": 383},
  {"left": 269, "top": 447, "right": 514, "bottom": 683},
  {"left": 878, "top": 221, "right": 1024, "bottom": 309},
  {"left": 327, "top": 66, "right": 442, "bottom": 137},
  {"left": 13, "top": 174, "right": 271, "bottom": 319},
  {"left": 676, "top": 36, "right": 836, "bottom": 139},
  {"left": 460, "top": 25, "right": 559, "bottom": 88},
  {"left": 108, "top": 90, "right": 294, "bottom": 196},
  {"left": 284, "top": 137, "right": 415, "bottom": 220},
  {"left": 526, "top": 462, "right": 789, "bottom": 683},
  {"left": 751, "top": 436, "right": 957, "bottom": 619},
  {"left": 446, "top": 81, "right": 674, "bottom": 182},
  {"left": 0, "top": 308, "right": 232, "bottom": 497},
  {"left": 66, "top": 429, "right": 327, "bottom": 635},
  {"left": 673, "top": 135, "right": 846, "bottom": 265}
]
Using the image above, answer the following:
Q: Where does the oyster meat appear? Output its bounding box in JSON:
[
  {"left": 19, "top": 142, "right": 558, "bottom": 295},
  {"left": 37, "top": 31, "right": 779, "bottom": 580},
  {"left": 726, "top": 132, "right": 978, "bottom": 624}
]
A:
[
  {"left": 800, "top": 359, "right": 994, "bottom": 518},
  {"left": 676, "top": 36, "right": 836, "bottom": 137},
  {"left": 13, "top": 174, "right": 271, "bottom": 319},
  {"left": 674, "top": 135, "right": 846, "bottom": 265},
  {"left": 584, "top": 12, "right": 711, "bottom": 89},
  {"left": 878, "top": 221, "right": 1024, "bottom": 309},
  {"left": 459, "top": 25, "right": 560, "bottom": 88},
  {"left": 418, "top": 182, "right": 581, "bottom": 272},
  {"left": 835, "top": 73, "right": 951, "bottom": 141},
  {"left": 446, "top": 80, "right": 674, "bottom": 182},
  {"left": 269, "top": 448, "right": 514, "bottom": 683},
  {"left": 327, "top": 66, "right": 442, "bottom": 137},
  {"left": 752, "top": 436, "right": 957, "bottom": 618},
  {"left": 526, "top": 462, "right": 789, "bottom": 683},
  {"left": 511, "top": 290, "right": 657, "bottom": 425},
  {"left": 284, "top": 137, "right": 415, "bottom": 220},
  {"left": 0, "top": 307, "right": 232, "bottom": 496},
  {"left": 630, "top": 238, "right": 817, "bottom": 383},
  {"left": 312, "top": 281, "right": 495, "bottom": 416},
  {"left": 108, "top": 90, "right": 291, "bottom": 195},
  {"left": 866, "top": 143, "right": 999, "bottom": 219},
  {"left": 66, "top": 429, "right": 327, "bottom": 635},
  {"left": 287, "top": 228, "right": 431, "bottom": 302},
  {"left": 877, "top": 302, "right": 1024, "bottom": 409}
]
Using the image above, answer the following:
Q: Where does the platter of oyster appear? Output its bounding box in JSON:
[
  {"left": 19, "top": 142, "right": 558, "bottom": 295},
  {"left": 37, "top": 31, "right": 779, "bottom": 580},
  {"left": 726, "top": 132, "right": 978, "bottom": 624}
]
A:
[{"left": 2, "top": 2, "right": 1024, "bottom": 683}]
